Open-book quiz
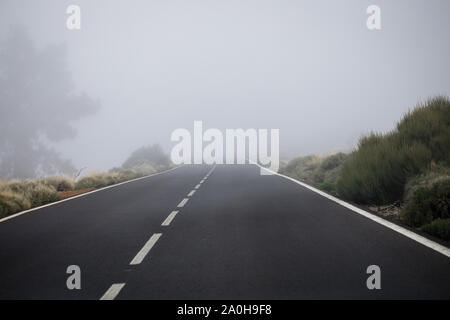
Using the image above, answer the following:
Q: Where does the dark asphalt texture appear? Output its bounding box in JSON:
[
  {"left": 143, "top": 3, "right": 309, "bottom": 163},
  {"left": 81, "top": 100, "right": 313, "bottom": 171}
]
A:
[{"left": 0, "top": 164, "right": 449, "bottom": 299}]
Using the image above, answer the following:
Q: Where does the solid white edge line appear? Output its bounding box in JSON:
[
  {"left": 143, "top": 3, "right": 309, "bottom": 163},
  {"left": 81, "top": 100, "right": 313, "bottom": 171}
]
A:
[
  {"left": 100, "top": 283, "right": 126, "bottom": 300},
  {"left": 251, "top": 162, "right": 450, "bottom": 258},
  {"left": 130, "top": 233, "right": 162, "bottom": 265},
  {"left": 0, "top": 166, "right": 183, "bottom": 224},
  {"left": 177, "top": 198, "right": 189, "bottom": 208},
  {"left": 162, "top": 211, "right": 178, "bottom": 226},
  {"left": 187, "top": 190, "right": 196, "bottom": 197}
]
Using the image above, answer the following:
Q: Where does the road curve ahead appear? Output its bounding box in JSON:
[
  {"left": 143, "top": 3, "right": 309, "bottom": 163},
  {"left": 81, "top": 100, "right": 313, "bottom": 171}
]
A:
[{"left": 0, "top": 164, "right": 449, "bottom": 299}]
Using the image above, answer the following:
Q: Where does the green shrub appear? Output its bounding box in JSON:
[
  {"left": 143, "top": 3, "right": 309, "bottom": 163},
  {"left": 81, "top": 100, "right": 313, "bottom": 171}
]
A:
[
  {"left": 396, "top": 97, "right": 450, "bottom": 165},
  {"left": 337, "top": 136, "right": 432, "bottom": 204},
  {"left": 404, "top": 163, "right": 449, "bottom": 194},
  {"left": 318, "top": 182, "right": 337, "bottom": 195},
  {"left": 320, "top": 153, "right": 347, "bottom": 171},
  {"left": 401, "top": 179, "right": 450, "bottom": 227},
  {"left": 420, "top": 219, "right": 450, "bottom": 241},
  {"left": 337, "top": 96, "right": 450, "bottom": 205}
]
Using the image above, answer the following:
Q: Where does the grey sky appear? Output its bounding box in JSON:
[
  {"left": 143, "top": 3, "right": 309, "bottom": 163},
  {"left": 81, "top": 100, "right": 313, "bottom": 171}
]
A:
[{"left": 1, "top": 0, "right": 449, "bottom": 171}]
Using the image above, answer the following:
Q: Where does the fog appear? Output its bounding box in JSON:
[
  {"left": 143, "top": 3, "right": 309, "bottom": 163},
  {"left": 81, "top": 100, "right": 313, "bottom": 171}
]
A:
[{"left": 1, "top": 0, "right": 449, "bottom": 175}]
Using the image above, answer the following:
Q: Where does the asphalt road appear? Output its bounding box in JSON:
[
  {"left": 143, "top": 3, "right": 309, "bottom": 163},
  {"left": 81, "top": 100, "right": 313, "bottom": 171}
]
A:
[{"left": 0, "top": 164, "right": 449, "bottom": 299}]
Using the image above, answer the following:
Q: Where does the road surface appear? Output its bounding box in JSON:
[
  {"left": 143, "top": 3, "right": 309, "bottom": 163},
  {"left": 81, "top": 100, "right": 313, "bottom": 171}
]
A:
[{"left": 0, "top": 164, "right": 449, "bottom": 299}]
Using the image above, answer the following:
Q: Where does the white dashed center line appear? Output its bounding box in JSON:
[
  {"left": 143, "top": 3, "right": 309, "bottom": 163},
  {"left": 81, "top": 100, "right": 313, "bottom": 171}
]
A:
[
  {"left": 161, "top": 211, "right": 178, "bottom": 226},
  {"left": 177, "top": 198, "right": 189, "bottom": 208},
  {"left": 100, "top": 283, "right": 126, "bottom": 300},
  {"left": 100, "top": 165, "right": 218, "bottom": 299},
  {"left": 130, "top": 233, "right": 162, "bottom": 265}
]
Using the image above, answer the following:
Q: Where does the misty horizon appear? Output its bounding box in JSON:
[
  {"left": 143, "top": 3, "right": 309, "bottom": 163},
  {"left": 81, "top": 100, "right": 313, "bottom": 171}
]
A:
[{"left": 1, "top": 0, "right": 449, "bottom": 174}]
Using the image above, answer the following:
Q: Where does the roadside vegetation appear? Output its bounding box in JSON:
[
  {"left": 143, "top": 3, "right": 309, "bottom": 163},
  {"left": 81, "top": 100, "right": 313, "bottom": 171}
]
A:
[
  {"left": 0, "top": 144, "right": 172, "bottom": 219},
  {"left": 0, "top": 178, "right": 65, "bottom": 218},
  {"left": 282, "top": 96, "right": 450, "bottom": 241},
  {"left": 280, "top": 153, "right": 348, "bottom": 196}
]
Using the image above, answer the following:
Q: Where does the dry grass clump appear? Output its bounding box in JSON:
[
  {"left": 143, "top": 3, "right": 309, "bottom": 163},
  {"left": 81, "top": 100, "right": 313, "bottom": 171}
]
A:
[
  {"left": 0, "top": 158, "right": 171, "bottom": 218},
  {"left": 74, "top": 164, "right": 165, "bottom": 190},
  {"left": 281, "top": 153, "right": 348, "bottom": 196},
  {"left": 74, "top": 170, "right": 142, "bottom": 190},
  {"left": 41, "top": 176, "right": 75, "bottom": 192},
  {"left": 0, "top": 187, "right": 31, "bottom": 218},
  {"left": 0, "top": 179, "right": 60, "bottom": 218}
]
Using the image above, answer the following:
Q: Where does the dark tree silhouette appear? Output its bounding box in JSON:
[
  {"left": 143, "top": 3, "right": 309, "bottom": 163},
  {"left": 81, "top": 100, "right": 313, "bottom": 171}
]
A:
[{"left": 0, "top": 27, "right": 99, "bottom": 178}]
